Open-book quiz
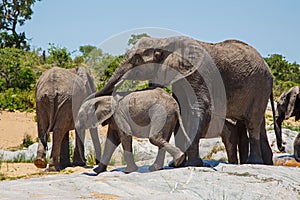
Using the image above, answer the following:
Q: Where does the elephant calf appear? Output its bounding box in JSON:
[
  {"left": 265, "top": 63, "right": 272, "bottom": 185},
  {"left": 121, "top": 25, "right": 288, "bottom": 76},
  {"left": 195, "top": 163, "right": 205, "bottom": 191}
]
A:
[{"left": 75, "top": 88, "right": 191, "bottom": 173}]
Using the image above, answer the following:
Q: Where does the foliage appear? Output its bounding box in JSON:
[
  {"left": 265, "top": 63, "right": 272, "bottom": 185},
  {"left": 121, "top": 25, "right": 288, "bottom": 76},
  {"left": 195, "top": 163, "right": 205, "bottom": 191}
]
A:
[
  {"left": 77, "top": 45, "right": 104, "bottom": 79},
  {"left": 79, "top": 45, "right": 103, "bottom": 60},
  {"left": 46, "top": 43, "right": 75, "bottom": 69},
  {"left": 265, "top": 54, "right": 300, "bottom": 98},
  {"left": 0, "top": 47, "right": 37, "bottom": 90},
  {"left": 0, "top": 88, "right": 35, "bottom": 112},
  {"left": 20, "top": 134, "right": 35, "bottom": 149},
  {"left": 0, "top": 0, "right": 41, "bottom": 49},
  {"left": 97, "top": 54, "right": 125, "bottom": 89},
  {"left": 78, "top": 45, "right": 103, "bottom": 69},
  {"left": 96, "top": 54, "right": 149, "bottom": 92},
  {"left": 127, "top": 33, "right": 150, "bottom": 46},
  {"left": 86, "top": 147, "right": 96, "bottom": 166},
  {"left": 69, "top": 141, "right": 74, "bottom": 163}
]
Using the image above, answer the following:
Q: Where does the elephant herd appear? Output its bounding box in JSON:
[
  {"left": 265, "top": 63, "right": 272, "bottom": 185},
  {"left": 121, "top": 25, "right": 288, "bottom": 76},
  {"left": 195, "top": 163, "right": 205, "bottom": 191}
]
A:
[{"left": 33, "top": 36, "right": 300, "bottom": 173}]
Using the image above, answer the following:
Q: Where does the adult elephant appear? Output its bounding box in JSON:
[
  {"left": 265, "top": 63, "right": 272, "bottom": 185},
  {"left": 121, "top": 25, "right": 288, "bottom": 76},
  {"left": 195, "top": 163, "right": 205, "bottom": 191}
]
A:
[
  {"left": 294, "top": 132, "right": 300, "bottom": 162},
  {"left": 92, "top": 36, "right": 281, "bottom": 166},
  {"left": 275, "top": 86, "right": 300, "bottom": 162},
  {"left": 34, "top": 67, "right": 101, "bottom": 171},
  {"left": 275, "top": 86, "right": 300, "bottom": 153}
]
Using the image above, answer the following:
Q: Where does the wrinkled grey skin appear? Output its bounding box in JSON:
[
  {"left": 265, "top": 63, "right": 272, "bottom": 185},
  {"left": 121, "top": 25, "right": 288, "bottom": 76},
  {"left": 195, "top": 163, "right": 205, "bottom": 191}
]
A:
[
  {"left": 34, "top": 67, "right": 101, "bottom": 171},
  {"left": 222, "top": 119, "right": 273, "bottom": 164},
  {"left": 276, "top": 86, "right": 300, "bottom": 157},
  {"left": 76, "top": 88, "right": 191, "bottom": 173},
  {"left": 221, "top": 120, "right": 249, "bottom": 164},
  {"left": 92, "top": 36, "right": 279, "bottom": 166},
  {"left": 294, "top": 132, "right": 300, "bottom": 162}
]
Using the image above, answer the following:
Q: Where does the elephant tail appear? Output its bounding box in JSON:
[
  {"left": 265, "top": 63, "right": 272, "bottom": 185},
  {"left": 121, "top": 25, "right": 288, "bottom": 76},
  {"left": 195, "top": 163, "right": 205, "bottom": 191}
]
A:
[
  {"left": 44, "top": 96, "right": 70, "bottom": 148},
  {"left": 175, "top": 107, "right": 192, "bottom": 147},
  {"left": 270, "top": 91, "right": 285, "bottom": 152}
]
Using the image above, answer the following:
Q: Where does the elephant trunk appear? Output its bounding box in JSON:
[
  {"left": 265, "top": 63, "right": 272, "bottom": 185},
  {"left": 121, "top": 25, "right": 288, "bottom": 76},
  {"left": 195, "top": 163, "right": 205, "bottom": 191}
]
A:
[
  {"left": 294, "top": 133, "right": 300, "bottom": 162},
  {"left": 95, "top": 63, "right": 133, "bottom": 97},
  {"left": 74, "top": 120, "right": 87, "bottom": 164},
  {"left": 274, "top": 116, "right": 285, "bottom": 152}
]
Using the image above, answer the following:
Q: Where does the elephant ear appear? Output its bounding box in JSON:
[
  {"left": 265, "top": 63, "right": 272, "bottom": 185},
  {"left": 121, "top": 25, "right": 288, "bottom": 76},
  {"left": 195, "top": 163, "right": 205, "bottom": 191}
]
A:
[
  {"left": 95, "top": 96, "right": 116, "bottom": 126},
  {"left": 159, "top": 37, "right": 208, "bottom": 84},
  {"left": 76, "top": 67, "right": 96, "bottom": 93},
  {"left": 285, "top": 86, "right": 300, "bottom": 120}
]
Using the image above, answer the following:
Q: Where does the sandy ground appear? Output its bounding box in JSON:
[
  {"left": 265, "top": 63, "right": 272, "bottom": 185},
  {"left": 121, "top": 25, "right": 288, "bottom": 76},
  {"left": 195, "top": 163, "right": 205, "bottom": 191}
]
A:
[
  {"left": 0, "top": 111, "right": 37, "bottom": 150},
  {"left": 0, "top": 111, "right": 101, "bottom": 179}
]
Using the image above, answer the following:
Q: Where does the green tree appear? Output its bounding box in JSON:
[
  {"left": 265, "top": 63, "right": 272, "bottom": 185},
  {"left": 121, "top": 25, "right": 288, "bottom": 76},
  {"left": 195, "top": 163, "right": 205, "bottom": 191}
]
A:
[
  {"left": 127, "top": 33, "right": 150, "bottom": 46},
  {"left": 78, "top": 45, "right": 103, "bottom": 69},
  {"left": 97, "top": 54, "right": 124, "bottom": 89},
  {"left": 265, "top": 54, "right": 300, "bottom": 97},
  {"left": 0, "top": 47, "right": 37, "bottom": 90},
  {"left": 46, "top": 43, "right": 74, "bottom": 69},
  {"left": 0, "top": 0, "right": 41, "bottom": 49},
  {"left": 96, "top": 33, "right": 151, "bottom": 90}
]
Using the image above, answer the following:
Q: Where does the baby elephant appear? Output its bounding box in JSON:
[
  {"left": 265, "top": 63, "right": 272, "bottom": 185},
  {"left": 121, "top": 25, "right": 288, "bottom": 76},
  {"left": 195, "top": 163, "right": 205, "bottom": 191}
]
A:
[{"left": 76, "top": 88, "right": 191, "bottom": 173}]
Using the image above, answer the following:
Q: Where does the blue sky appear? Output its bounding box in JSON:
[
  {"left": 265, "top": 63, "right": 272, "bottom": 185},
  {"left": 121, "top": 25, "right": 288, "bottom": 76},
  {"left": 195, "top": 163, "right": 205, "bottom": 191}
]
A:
[{"left": 21, "top": 0, "right": 300, "bottom": 63}]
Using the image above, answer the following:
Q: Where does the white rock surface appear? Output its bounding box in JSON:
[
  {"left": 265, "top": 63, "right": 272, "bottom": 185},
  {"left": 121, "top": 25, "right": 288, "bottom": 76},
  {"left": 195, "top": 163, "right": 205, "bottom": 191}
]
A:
[
  {"left": 1, "top": 128, "right": 300, "bottom": 199},
  {"left": 0, "top": 163, "right": 299, "bottom": 199}
]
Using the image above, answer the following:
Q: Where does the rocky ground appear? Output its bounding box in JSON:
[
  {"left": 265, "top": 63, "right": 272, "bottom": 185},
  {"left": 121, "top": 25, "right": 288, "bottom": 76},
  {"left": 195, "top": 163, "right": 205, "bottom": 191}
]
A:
[{"left": 0, "top": 111, "right": 300, "bottom": 199}]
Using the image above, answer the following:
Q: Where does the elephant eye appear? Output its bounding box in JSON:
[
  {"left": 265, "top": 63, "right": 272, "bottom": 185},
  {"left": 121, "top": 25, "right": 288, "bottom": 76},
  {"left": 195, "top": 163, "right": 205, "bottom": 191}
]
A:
[{"left": 131, "top": 54, "right": 143, "bottom": 65}]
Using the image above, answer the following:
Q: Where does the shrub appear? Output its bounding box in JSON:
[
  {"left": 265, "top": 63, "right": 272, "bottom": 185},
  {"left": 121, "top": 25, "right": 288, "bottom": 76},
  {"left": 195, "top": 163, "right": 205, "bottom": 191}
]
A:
[
  {"left": 20, "top": 134, "right": 35, "bottom": 149},
  {"left": 0, "top": 88, "right": 35, "bottom": 112}
]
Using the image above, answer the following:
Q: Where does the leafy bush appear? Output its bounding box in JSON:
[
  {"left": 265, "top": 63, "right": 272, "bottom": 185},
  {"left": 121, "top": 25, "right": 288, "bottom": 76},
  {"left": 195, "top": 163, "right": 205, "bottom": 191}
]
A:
[
  {"left": 0, "top": 47, "right": 38, "bottom": 91},
  {"left": 0, "top": 88, "right": 35, "bottom": 112},
  {"left": 46, "top": 43, "right": 74, "bottom": 69},
  {"left": 20, "top": 134, "right": 35, "bottom": 149},
  {"left": 265, "top": 54, "right": 300, "bottom": 98}
]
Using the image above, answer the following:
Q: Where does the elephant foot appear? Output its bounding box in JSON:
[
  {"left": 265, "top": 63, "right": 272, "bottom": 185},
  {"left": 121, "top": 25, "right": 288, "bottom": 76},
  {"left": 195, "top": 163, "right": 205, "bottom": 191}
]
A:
[
  {"left": 34, "top": 158, "right": 47, "bottom": 169},
  {"left": 173, "top": 152, "right": 186, "bottom": 167},
  {"left": 149, "top": 163, "right": 163, "bottom": 172},
  {"left": 45, "top": 164, "right": 60, "bottom": 172},
  {"left": 60, "top": 162, "right": 72, "bottom": 169},
  {"left": 168, "top": 159, "right": 186, "bottom": 168},
  {"left": 93, "top": 163, "right": 107, "bottom": 174},
  {"left": 125, "top": 165, "right": 138, "bottom": 173},
  {"left": 72, "top": 160, "right": 86, "bottom": 167},
  {"left": 184, "top": 157, "right": 203, "bottom": 167},
  {"left": 246, "top": 156, "right": 264, "bottom": 164}
]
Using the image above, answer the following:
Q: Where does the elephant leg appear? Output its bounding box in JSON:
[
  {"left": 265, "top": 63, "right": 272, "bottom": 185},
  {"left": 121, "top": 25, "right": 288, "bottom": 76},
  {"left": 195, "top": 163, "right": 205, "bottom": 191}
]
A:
[
  {"left": 149, "top": 147, "right": 166, "bottom": 171},
  {"left": 73, "top": 128, "right": 86, "bottom": 167},
  {"left": 221, "top": 121, "right": 238, "bottom": 164},
  {"left": 237, "top": 122, "right": 249, "bottom": 164},
  {"left": 34, "top": 136, "right": 48, "bottom": 169},
  {"left": 59, "top": 131, "right": 72, "bottom": 169},
  {"left": 245, "top": 119, "right": 264, "bottom": 164},
  {"left": 94, "top": 125, "right": 120, "bottom": 174},
  {"left": 149, "top": 131, "right": 185, "bottom": 171},
  {"left": 172, "top": 81, "right": 203, "bottom": 167},
  {"left": 185, "top": 117, "right": 207, "bottom": 167},
  {"left": 120, "top": 132, "right": 138, "bottom": 173},
  {"left": 48, "top": 128, "right": 66, "bottom": 171},
  {"left": 89, "top": 127, "right": 101, "bottom": 164},
  {"left": 121, "top": 133, "right": 138, "bottom": 173},
  {"left": 34, "top": 110, "right": 49, "bottom": 169},
  {"left": 259, "top": 118, "right": 273, "bottom": 165}
]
